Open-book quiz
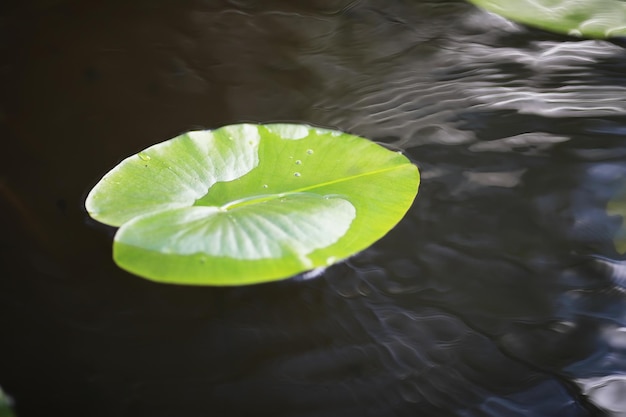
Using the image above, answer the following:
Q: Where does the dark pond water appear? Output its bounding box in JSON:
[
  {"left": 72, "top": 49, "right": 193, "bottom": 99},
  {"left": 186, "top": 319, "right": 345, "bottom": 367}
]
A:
[{"left": 2, "top": 0, "right": 626, "bottom": 416}]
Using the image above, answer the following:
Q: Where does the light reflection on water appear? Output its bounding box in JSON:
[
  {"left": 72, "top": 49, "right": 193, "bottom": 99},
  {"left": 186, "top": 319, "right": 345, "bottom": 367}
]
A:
[{"left": 2, "top": 0, "right": 626, "bottom": 416}]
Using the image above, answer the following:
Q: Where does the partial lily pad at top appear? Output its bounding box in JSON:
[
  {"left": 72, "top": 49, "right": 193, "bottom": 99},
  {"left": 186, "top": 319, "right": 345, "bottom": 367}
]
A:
[
  {"left": 86, "top": 123, "right": 419, "bottom": 285},
  {"left": 467, "top": 0, "right": 626, "bottom": 38}
]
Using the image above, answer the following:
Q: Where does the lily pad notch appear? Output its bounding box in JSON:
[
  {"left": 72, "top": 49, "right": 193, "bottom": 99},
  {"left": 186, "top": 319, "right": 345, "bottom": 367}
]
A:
[{"left": 86, "top": 123, "right": 420, "bottom": 286}]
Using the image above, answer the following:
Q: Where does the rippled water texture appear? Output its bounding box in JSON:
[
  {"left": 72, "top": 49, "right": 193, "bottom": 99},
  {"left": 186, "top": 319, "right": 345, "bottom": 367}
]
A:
[{"left": 2, "top": 0, "right": 626, "bottom": 416}]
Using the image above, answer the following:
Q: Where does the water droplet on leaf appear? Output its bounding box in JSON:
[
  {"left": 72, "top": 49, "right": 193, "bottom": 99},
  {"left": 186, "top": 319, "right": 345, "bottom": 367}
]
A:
[
  {"left": 138, "top": 152, "right": 151, "bottom": 161},
  {"left": 306, "top": 149, "right": 314, "bottom": 155},
  {"left": 295, "top": 160, "right": 302, "bottom": 165},
  {"left": 294, "top": 172, "right": 301, "bottom": 177}
]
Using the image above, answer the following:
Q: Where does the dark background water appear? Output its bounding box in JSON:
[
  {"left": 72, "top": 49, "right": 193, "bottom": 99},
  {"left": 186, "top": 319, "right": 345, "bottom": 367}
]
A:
[{"left": 2, "top": 0, "right": 626, "bottom": 416}]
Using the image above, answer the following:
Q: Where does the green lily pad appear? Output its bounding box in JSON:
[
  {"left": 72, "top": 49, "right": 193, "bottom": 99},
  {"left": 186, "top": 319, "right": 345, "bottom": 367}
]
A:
[
  {"left": 0, "top": 387, "right": 15, "bottom": 417},
  {"left": 608, "top": 190, "right": 626, "bottom": 254},
  {"left": 86, "top": 123, "right": 419, "bottom": 285},
  {"left": 467, "top": 0, "right": 626, "bottom": 38}
]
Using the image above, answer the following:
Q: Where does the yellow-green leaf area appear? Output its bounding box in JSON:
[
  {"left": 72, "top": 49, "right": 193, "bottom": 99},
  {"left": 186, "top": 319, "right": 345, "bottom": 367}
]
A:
[
  {"left": 608, "top": 190, "right": 626, "bottom": 254},
  {"left": 468, "top": 0, "right": 626, "bottom": 38},
  {"left": 86, "top": 123, "right": 420, "bottom": 286},
  {"left": 86, "top": 124, "right": 261, "bottom": 226}
]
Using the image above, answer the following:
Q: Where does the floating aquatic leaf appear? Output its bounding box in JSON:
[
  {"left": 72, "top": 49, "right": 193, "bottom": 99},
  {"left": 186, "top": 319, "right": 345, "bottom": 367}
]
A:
[
  {"left": 86, "top": 124, "right": 419, "bottom": 285},
  {"left": 0, "top": 387, "right": 15, "bottom": 417},
  {"left": 467, "top": 0, "right": 626, "bottom": 38},
  {"left": 608, "top": 188, "right": 626, "bottom": 254}
]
